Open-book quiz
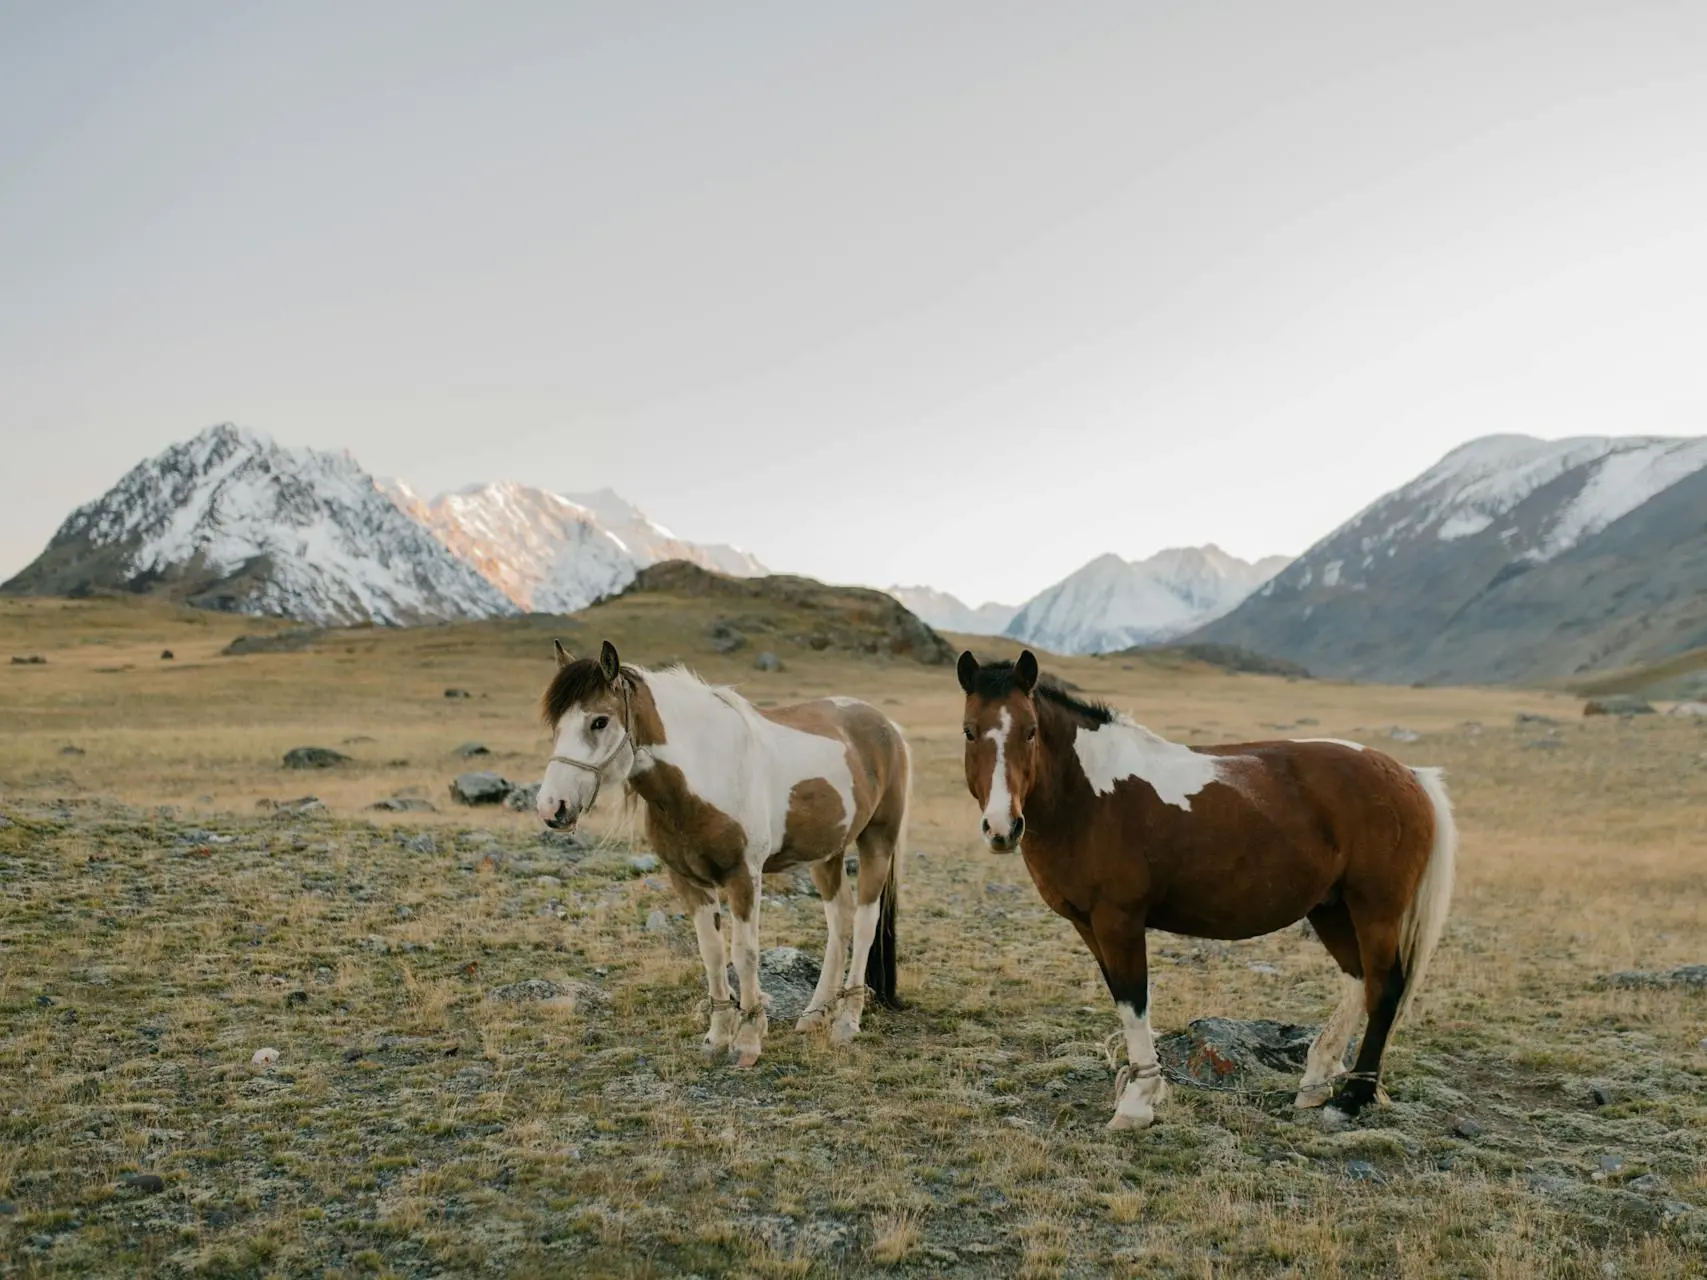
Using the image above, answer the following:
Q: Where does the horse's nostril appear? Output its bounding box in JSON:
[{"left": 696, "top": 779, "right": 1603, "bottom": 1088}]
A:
[
  {"left": 980, "top": 818, "right": 991, "bottom": 835},
  {"left": 1011, "top": 816, "right": 1025, "bottom": 843}
]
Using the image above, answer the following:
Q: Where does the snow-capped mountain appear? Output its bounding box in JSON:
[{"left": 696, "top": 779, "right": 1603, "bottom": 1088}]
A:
[
  {"left": 1, "top": 425, "right": 515, "bottom": 626},
  {"left": 1003, "top": 547, "right": 1291, "bottom": 655},
  {"left": 886, "top": 586, "right": 1018, "bottom": 637},
  {"left": 379, "top": 480, "right": 766, "bottom": 613},
  {"left": 1191, "top": 434, "right": 1707, "bottom": 684}
]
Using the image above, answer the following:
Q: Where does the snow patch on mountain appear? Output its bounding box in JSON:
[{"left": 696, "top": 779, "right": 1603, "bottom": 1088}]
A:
[
  {"left": 381, "top": 479, "right": 766, "bottom": 613},
  {"left": 1003, "top": 546, "right": 1290, "bottom": 655},
  {"left": 40, "top": 425, "right": 515, "bottom": 626},
  {"left": 886, "top": 586, "right": 1018, "bottom": 637}
]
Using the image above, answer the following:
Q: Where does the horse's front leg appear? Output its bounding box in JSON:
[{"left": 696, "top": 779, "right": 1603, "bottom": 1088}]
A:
[
  {"left": 1090, "top": 911, "right": 1168, "bottom": 1131},
  {"left": 725, "top": 865, "right": 767, "bottom": 1068},
  {"left": 672, "top": 872, "right": 739, "bottom": 1057}
]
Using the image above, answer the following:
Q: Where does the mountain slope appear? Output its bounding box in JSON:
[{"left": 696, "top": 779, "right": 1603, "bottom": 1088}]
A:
[
  {"left": 1004, "top": 546, "right": 1289, "bottom": 655},
  {"left": 3, "top": 425, "right": 515, "bottom": 626},
  {"left": 886, "top": 586, "right": 1018, "bottom": 636},
  {"left": 380, "top": 480, "right": 767, "bottom": 613},
  {"left": 1189, "top": 434, "right": 1707, "bottom": 684}
]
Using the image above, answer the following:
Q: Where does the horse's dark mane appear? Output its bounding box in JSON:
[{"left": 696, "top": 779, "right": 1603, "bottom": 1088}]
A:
[
  {"left": 541, "top": 658, "right": 637, "bottom": 725},
  {"left": 971, "top": 660, "right": 1115, "bottom": 726}
]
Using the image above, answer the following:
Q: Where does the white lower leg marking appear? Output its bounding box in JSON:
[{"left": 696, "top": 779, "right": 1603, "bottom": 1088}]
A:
[
  {"left": 1110, "top": 995, "right": 1165, "bottom": 1128},
  {"left": 834, "top": 899, "right": 881, "bottom": 1043},
  {"left": 802, "top": 879, "right": 850, "bottom": 1020},
  {"left": 1298, "top": 976, "right": 1365, "bottom": 1098}
]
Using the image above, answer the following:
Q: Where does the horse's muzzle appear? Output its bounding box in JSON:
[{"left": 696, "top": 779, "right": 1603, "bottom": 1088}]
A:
[
  {"left": 982, "top": 814, "right": 1024, "bottom": 853},
  {"left": 544, "top": 800, "right": 579, "bottom": 832}
]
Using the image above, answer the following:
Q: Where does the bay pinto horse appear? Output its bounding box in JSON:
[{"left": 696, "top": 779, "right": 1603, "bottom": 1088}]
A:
[
  {"left": 957, "top": 650, "right": 1456, "bottom": 1130},
  {"left": 536, "top": 640, "right": 908, "bottom": 1067}
]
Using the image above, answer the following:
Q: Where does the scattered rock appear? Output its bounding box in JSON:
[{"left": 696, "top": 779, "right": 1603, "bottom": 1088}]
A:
[
  {"left": 710, "top": 623, "right": 747, "bottom": 654},
  {"left": 721, "top": 946, "right": 823, "bottom": 1022},
  {"left": 159, "top": 649, "right": 175, "bottom": 660},
  {"left": 450, "top": 772, "right": 513, "bottom": 806},
  {"left": 453, "top": 742, "right": 491, "bottom": 758},
  {"left": 1389, "top": 727, "right": 1421, "bottom": 743},
  {"left": 285, "top": 990, "right": 308, "bottom": 1007},
  {"left": 1248, "top": 962, "right": 1282, "bottom": 976},
  {"left": 628, "top": 853, "right": 661, "bottom": 874},
  {"left": 489, "top": 979, "right": 564, "bottom": 1002},
  {"left": 120, "top": 1172, "right": 166, "bottom": 1194},
  {"left": 10, "top": 654, "right": 47, "bottom": 665},
  {"left": 1296, "top": 717, "right": 1319, "bottom": 726},
  {"left": 368, "top": 796, "right": 437, "bottom": 813},
  {"left": 344, "top": 735, "right": 377, "bottom": 745},
  {"left": 1590, "top": 1083, "right": 1618, "bottom": 1107},
  {"left": 1628, "top": 1173, "right": 1669, "bottom": 1194},
  {"left": 1583, "top": 696, "right": 1655, "bottom": 717},
  {"left": 444, "top": 688, "right": 472, "bottom": 699},
  {"left": 1516, "top": 712, "right": 1559, "bottom": 726},
  {"left": 1666, "top": 701, "right": 1707, "bottom": 717},
  {"left": 1597, "top": 1153, "right": 1626, "bottom": 1175},
  {"left": 1595, "top": 965, "right": 1707, "bottom": 990},
  {"left": 0, "top": 1200, "right": 16, "bottom": 1214},
  {"left": 1524, "top": 738, "right": 1564, "bottom": 751},
  {"left": 60, "top": 744, "right": 86, "bottom": 756},
  {"left": 251, "top": 1047, "right": 280, "bottom": 1067},
  {"left": 401, "top": 833, "right": 438, "bottom": 855},
  {"left": 1344, "top": 1160, "right": 1382, "bottom": 1183},
  {"left": 283, "top": 746, "right": 350, "bottom": 770},
  {"left": 503, "top": 783, "right": 541, "bottom": 813},
  {"left": 645, "top": 909, "right": 670, "bottom": 934},
  {"left": 221, "top": 629, "right": 321, "bottom": 656},
  {"left": 1156, "top": 1018, "right": 1329, "bottom": 1086},
  {"left": 1453, "top": 1117, "right": 1485, "bottom": 1140},
  {"left": 260, "top": 796, "right": 326, "bottom": 816},
  {"left": 754, "top": 651, "right": 783, "bottom": 672}
]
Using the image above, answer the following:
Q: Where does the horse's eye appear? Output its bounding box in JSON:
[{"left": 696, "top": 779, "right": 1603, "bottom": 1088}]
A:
[
  {"left": 590, "top": 716, "right": 610, "bottom": 732},
  {"left": 963, "top": 726, "right": 975, "bottom": 742},
  {"left": 1025, "top": 728, "right": 1037, "bottom": 742}
]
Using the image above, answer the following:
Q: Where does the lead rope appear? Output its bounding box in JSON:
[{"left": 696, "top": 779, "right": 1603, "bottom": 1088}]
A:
[
  {"left": 548, "top": 679, "right": 639, "bottom": 848},
  {"left": 1100, "top": 1031, "right": 1380, "bottom": 1102}
]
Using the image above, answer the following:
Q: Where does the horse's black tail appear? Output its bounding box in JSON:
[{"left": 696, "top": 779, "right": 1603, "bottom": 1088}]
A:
[{"left": 863, "top": 742, "right": 907, "bottom": 1009}]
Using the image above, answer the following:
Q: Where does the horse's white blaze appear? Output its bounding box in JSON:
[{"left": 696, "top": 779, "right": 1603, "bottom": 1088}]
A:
[
  {"left": 1292, "top": 737, "right": 1367, "bottom": 752},
  {"left": 981, "top": 707, "right": 1014, "bottom": 834},
  {"left": 537, "top": 712, "right": 627, "bottom": 823},
  {"left": 1073, "top": 716, "right": 1228, "bottom": 810}
]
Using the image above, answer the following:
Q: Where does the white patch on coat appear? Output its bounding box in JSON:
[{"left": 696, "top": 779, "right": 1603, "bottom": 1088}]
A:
[
  {"left": 982, "top": 707, "right": 1013, "bottom": 832},
  {"left": 1292, "top": 737, "right": 1367, "bottom": 751},
  {"left": 1073, "top": 715, "right": 1227, "bottom": 810},
  {"left": 646, "top": 668, "right": 856, "bottom": 865}
]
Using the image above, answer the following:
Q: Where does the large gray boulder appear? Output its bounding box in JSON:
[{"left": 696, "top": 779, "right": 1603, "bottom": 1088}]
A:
[{"left": 450, "top": 772, "right": 513, "bottom": 806}]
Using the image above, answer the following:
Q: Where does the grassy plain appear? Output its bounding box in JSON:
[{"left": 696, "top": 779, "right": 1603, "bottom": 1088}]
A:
[{"left": 2, "top": 592, "right": 1705, "bottom": 1277}]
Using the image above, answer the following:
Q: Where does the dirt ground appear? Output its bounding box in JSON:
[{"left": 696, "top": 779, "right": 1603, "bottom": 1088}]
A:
[{"left": 2, "top": 595, "right": 1705, "bottom": 1277}]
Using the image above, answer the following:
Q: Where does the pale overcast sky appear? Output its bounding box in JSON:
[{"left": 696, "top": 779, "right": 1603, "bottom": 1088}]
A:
[{"left": 4, "top": 2, "right": 1705, "bottom": 605}]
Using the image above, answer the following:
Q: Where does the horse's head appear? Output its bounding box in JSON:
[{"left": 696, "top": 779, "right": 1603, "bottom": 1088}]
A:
[
  {"left": 537, "top": 639, "right": 638, "bottom": 832},
  {"left": 957, "top": 649, "right": 1042, "bottom": 853}
]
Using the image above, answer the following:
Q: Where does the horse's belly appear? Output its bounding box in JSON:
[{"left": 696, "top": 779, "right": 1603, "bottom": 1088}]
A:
[{"left": 1148, "top": 851, "right": 1339, "bottom": 941}]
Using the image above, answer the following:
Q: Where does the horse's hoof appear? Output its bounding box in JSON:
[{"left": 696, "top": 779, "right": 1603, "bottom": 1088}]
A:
[
  {"left": 1107, "top": 1105, "right": 1155, "bottom": 1131},
  {"left": 795, "top": 1007, "right": 830, "bottom": 1032},
  {"left": 829, "top": 1018, "right": 859, "bottom": 1047},
  {"left": 1294, "top": 1084, "right": 1332, "bottom": 1110},
  {"left": 731, "top": 1049, "right": 760, "bottom": 1068}
]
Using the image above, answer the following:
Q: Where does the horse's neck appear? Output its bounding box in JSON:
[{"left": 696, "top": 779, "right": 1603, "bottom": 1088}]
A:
[
  {"left": 1022, "top": 701, "right": 1092, "bottom": 846},
  {"left": 629, "top": 671, "right": 756, "bottom": 816}
]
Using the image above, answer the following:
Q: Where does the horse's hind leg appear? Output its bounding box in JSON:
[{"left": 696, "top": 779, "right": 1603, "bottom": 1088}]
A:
[
  {"left": 1325, "top": 914, "right": 1406, "bottom": 1122},
  {"left": 670, "top": 871, "right": 739, "bottom": 1057},
  {"left": 1296, "top": 901, "right": 1367, "bottom": 1109},
  {"left": 796, "top": 855, "right": 853, "bottom": 1032},
  {"left": 834, "top": 826, "right": 895, "bottom": 1046}
]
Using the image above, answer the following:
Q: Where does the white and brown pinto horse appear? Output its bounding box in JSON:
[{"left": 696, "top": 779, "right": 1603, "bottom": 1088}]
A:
[
  {"left": 958, "top": 650, "right": 1456, "bottom": 1131},
  {"left": 537, "top": 641, "right": 908, "bottom": 1067}
]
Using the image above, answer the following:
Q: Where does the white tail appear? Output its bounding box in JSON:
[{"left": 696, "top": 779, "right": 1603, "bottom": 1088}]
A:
[{"left": 1395, "top": 766, "right": 1457, "bottom": 1027}]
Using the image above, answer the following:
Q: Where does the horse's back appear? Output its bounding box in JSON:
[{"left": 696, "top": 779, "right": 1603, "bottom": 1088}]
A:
[{"left": 759, "top": 695, "right": 910, "bottom": 842}]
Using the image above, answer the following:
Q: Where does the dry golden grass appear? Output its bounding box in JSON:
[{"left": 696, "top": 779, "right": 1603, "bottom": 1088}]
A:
[{"left": 2, "top": 593, "right": 1706, "bottom": 1277}]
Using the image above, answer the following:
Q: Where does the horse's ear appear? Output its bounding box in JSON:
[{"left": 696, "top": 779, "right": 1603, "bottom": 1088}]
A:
[
  {"left": 1014, "top": 649, "right": 1039, "bottom": 695},
  {"left": 554, "top": 639, "right": 574, "bottom": 669},
  {"left": 599, "top": 640, "right": 621, "bottom": 683},
  {"left": 957, "top": 650, "right": 979, "bottom": 695}
]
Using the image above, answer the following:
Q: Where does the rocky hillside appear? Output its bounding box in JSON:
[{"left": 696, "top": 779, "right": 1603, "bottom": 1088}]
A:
[
  {"left": 1, "top": 425, "right": 514, "bottom": 626},
  {"left": 1003, "top": 546, "right": 1291, "bottom": 655},
  {"left": 620, "top": 561, "right": 955, "bottom": 664},
  {"left": 1190, "top": 434, "right": 1707, "bottom": 684}
]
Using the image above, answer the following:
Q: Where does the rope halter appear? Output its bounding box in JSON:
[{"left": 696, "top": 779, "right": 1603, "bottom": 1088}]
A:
[{"left": 547, "top": 677, "right": 638, "bottom": 815}]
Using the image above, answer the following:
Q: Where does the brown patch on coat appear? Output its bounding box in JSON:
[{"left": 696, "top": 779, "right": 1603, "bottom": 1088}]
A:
[{"left": 629, "top": 757, "right": 748, "bottom": 889}]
